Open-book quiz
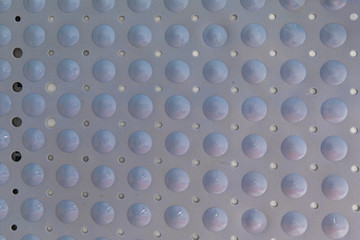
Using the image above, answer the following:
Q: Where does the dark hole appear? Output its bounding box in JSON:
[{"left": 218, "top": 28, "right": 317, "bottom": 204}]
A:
[
  {"left": 12, "top": 82, "right": 22, "bottom": 92},
  {"left": 12, "top": 189, "right": 18, "bottom": 195},
  {"left": 12, "top": 48, "right": 23, "bottom": 58},
  {"left": 15, "top": 16, "right": 21, "bottom": 22},
  {"left": 11, "top": 224, "right": 17, "bottom": 231},
  {"left": 11, "top": 117, "right": 22, "bottom": 127},
  {"left": 11, "top": 151, "right": 21, "bottom": 162}
]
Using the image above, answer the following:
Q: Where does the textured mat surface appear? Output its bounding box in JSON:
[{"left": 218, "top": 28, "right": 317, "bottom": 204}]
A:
[{"left": 0, "top": 0, "right": 360, "bottom": 239}]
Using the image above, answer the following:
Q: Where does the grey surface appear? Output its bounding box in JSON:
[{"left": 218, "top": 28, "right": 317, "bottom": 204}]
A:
[{"left": 0, "top": 0, "right": 360, "bottom": 239}]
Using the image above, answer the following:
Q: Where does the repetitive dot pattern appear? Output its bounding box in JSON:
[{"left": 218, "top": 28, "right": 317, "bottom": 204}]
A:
[{"left": 0, "top": 0, "right": 358, "bottom": 239}]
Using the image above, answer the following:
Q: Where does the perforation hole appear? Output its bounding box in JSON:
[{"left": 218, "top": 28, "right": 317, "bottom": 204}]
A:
[
  {"left": 118, "top": 16, "right": 125, "bottom": 22},
  {"left": 83, "top": 50, "right": 89, "bottom": 56},
  {"left": 46, "top": 82, "right": 56, "bottom": 93},
  {"left": 48, "top": 16, "right": 55, "bottom": 22},
  {"left": 11, "top": 151, "right": 21, "bottom": 162},
  {"left": 191, "top": 15, "right": 199, "bottom": 22},
  {"left": 11, "top": 224, "right": 17, "bottom": 231},
  {"left": 13, "top": 48, "right": 23, "bottom": 58},
  {"left": 12, "top": 82, "right": 22, "bottom": 92},
  {"left": 82, "top": 15, "right": 89, "bottom": 22},
  {"left": 269, "top": 13, "right": 276, "bottom": 20},
  {"left": 11, "top": 117, "right": 22, "bottom": 127},
  {"left": 48, "top": 50, "right": 54, "bottom": 56}
]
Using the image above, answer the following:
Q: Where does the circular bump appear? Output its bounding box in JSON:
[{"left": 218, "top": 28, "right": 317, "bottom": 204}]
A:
[
  {"left": 92, "top": 94, "right": 116, "bottom": 119},
  {"left": 127, "top": 203, "right": 151, "bottom": 227},
  {"left": 320, "top": 60, "right": 347, "bottom": 86},
  {"left": 92, "top": 130, "right": 116, "bottom": 154},
  {"left": 320, "top": 23, "right": 347, "bottom": 48},
  {"left": 242, "top": 134, "right": 267, "bottom": 159},
  {"left": 240, "top": 0, "right": 265, "bottom": 11},
  {"left": 22, "top": 93, "right": 45, "bottom": 117},
  {"left": 281, "top": 135, "right": 307, "bottom": 161},
  {"left": 0, "top": 199, "right": 8, "bottom": 221},
  {"left": 280, "top": 60, "right": 306, "bottom": 85},
  {"left": 321, "top": 136, "right": 347, "bottom": 162},
  {"left": 320, "top": 0, "right": 347, "bottom": 11},
  {"left": 0, "top": 0, "right": 11, "bottom": 12},
  {"left": 242, "top": 96, "right": 267, "bottom": 121},
  {"left": 165, "top": 205, "right": 189, "bottom": 229},
  {"left": 57, "top": 129, "right": 80, "bottom": 153},
  {"left": 21, "top": 235, "right": 40, "bottom": 240},
  {"left": 128, "top": 25, "right": 152, "bottom": 48},
  {"left": 0, "top": 162, "right": 9, "bottom": 185},
  {"left": 21, "top": 198, "right": 43, "bottom": 222},
  {"left": 279, "top": 0, "right": 306, "bottom": 10},
  {"left": 91, "top": 165, "right": 115, "bottom": 189},
  {"left": 281, "top": 173, "right": 307, "bottom": 198},
  {"left": 0, "top": 59, "right": 11, "bottom": 81},
  {"left": 56, "top": 164, "right": 79, "bottom": 188},
  {"left": 165, "top": 24, "right": 189, "bottom": 48},
  {"left": 165, "top": 60, "right": 189, "bottom": 84},
  {"left": 165, "top": 95, "right": 190, "bottom": 120},
  {"left": 203, "top": 169, "right": 228, "bottom": 194},
  {"left": 165, "top": 131, "right": 190, "bottom": 156},
  {"left": 164, "top": 0, "right": 189, "bottom": 12},
  {"left": 22, "top": 128, "right": 45, "bottom": 152},
  {"left": 0, "top": 25, "right": 11, "bottom": 46},
  {"left": 58, "top": 236, "right": 75, "bottom": 240},
  {"left": 57, "top": 94, "right": 81, "bottom": 118},
  {"left": 21, "top": 163, "right": 44, "bottom": 186},
  {"left": 203, "top": 96, "right": 229, "bottom": 121},
  {"left": 242, "top": 59, "right": 267, "bottom": 85},
  {"left": 203, "top": 60, "right": 228, "bottom": 84},
  {"left": 23, "top": 25, "right": 45, "bottom": 47},
  {"left": 281, "top": 97, "right": 307, "bottom": 123},
  {"left": 56, "top": 200, "right": 79, "bottom": 223},
  {"left": 281, "top": 211, "right": 308, "bottom": 236},
  {"left": 201, "top": 0, "right": 226, "bottom": 11},
  {"left": 57, "top": 59, "right": 80, "bottom": 82},
  {"left": 128, "top": 131, "right": 152, "bottom": 155},
  {"left": 24, "top": 0, "right": 45, "bottom": 13},
  {"left": 241, "top": 171, "right": 267, "bottom": 197},
  {"left": 165, "top": 168, "right": 190, "bottom": 192},
  {"left": 57, "top": 0, "right": 80, "bottom": 13},
  {"left": 91, "top": 201, "right": 115, "bottom": 225},
  {"left": 321, "top": 98, "right": 348, "bottom": 123},
  {"left": 241, "top": 24, "right": 266, "bottom": 47},
  {"left": 203, "top": 132, "right": 228, "bottom": 157},
  {"left": 92, "top": 0, "right": 114, "bottom": 12},
  {"left": 128, "top": 60, "right": 152, "bottom": 83},
  {"left": 0, "top": 129, "right": 10, "bottom": 150},
  {"left": 23, "top": 59, "right": 45, "bottom": 82},
  {"left": 242, "top": 209, "right": 267, "bottom": 234},
  {"left": 0, "top": 93, "right": 10, "bottom": 116},
  {"left": 92, "top": 25, "right": 115, "bottom": 48},
  {"left": 57, "top": 25, "right": 79, "bottom": 47},
  {"left": 280, "top": 23, "right": 306, "bottom": 47},
  {"left": 322, "top": 213, "right": 349, "bottom": 239},
  {"left": 128, "top": 0, "right": 151, "bottom": 12},
  {"left": 322, "top": 174, "right": 349, "bottom": 200},
  {"left": 92, "top": 59, "right": 116, "bottom": 83},
  {"left": 202, "top": 207, "right": 228, "bottom": 232},
  {"left": 202, "top": 24, "right": 227, "bottom": 48},
  {"left": 128, "top": 167, "right": 152, "bottom": 191},
  {"left": 128, "top": 94, "right": 153, "bottom": 120}
]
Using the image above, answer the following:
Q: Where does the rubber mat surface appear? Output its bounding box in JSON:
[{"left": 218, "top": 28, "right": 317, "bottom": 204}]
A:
[{"left": 0, "top": 0, "right": 360, "bottom": 239}]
